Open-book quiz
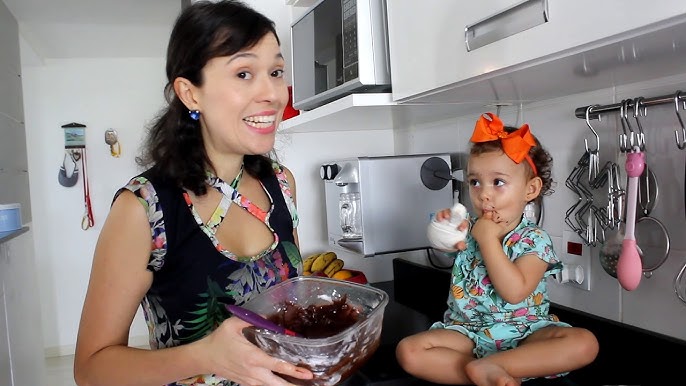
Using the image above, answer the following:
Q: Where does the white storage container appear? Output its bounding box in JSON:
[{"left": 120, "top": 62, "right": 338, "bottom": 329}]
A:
[{"left": 0, "top": 204, "right": 22, "bottom": 232}]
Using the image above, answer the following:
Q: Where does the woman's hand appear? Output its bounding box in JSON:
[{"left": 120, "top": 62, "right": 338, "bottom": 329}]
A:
[{"left": 196, "top": 316, "right": 313, "bottom": 386}]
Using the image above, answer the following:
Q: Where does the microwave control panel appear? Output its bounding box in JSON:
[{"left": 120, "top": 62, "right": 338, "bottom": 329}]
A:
[{"left": 342, "top": 0, "right": 358, "bottom": 70}]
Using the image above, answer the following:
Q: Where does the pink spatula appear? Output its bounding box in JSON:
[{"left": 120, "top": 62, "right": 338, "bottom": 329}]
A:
[{"left": 617, "top": 151, "right": 644, "bottom": 291}]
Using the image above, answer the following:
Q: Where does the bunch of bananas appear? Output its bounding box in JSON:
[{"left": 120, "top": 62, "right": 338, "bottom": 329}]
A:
[{"left": 302, "top": 251, "right": 352, "bottom": 280}]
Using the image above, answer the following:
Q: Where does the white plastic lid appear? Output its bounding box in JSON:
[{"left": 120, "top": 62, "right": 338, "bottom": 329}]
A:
[{"left": 0, "top": 203, "right": 21, "bottom": 210}]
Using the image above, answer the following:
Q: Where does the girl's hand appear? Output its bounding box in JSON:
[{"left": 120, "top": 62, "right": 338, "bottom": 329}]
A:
[
  {"left": 435, "top": 208, "right": 469, "bottom": 251},
  {"left": 471, "top": 211, "right": 508, "bottom": 245},
  {"left": 435, "top": 209, "right": 469, "bottom": 231},
  {"left": 196, "top": 316, "right": 313, "bottom": 386},
  {"left": 453, "top": 219, "right": 469, "bottom": 251},
  {"left": 434, "top": 208, "right": 452, "bottom": 222}
]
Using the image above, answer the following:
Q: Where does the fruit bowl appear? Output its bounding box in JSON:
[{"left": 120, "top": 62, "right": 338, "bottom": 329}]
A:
[{"left": 240, "top": 276, "right": 388, "bottom": 386}]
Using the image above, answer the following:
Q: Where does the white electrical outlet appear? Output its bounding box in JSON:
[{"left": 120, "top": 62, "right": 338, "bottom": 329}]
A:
[{"left": 559, "top": 230, "right": 592, "bottom": 291}]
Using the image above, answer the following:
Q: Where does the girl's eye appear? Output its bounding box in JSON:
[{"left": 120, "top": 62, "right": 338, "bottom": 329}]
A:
[
  {"left": 469, "top": 179, "right": 480, "bottom": 187},
  {"left": 271, "top": 69, "right": 284, "bottom": 78},
  {"left": 237, "top": 71, "right": 253, "bottom": 80},
  {"left": 494, "top": 179, "right": 505, "bottom": 187}
]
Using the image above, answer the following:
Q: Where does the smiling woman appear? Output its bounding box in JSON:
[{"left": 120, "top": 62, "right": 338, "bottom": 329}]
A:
[{"left": 72, "top": 2, "right": 312, "bottom": 386}]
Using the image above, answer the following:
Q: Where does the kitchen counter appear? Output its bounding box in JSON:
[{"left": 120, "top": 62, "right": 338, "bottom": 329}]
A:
[{"left": 344, "top": 258, "right": 686, "bottom": 386}]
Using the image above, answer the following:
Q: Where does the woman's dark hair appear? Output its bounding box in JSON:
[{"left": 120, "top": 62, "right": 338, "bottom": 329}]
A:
[
  {"left": 136, "top": 0, "right": 280, "bottom": 195},
  {"left": 470, "top": 126, "right": 554, "bottom": 197}
]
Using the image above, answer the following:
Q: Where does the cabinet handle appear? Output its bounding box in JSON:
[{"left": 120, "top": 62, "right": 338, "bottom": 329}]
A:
[{"left": 465, "top": 0, "right": 549, "bottom": 52}]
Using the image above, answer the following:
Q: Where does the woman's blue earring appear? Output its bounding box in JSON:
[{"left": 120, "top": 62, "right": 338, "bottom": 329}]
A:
[{"left": 189, "top": 110, "right": 201, "bottom": 121}]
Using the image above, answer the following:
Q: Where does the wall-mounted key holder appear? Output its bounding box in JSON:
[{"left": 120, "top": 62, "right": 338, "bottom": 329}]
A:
[{"left": 104, "top": 128, "right": 121, "bottom": 157}]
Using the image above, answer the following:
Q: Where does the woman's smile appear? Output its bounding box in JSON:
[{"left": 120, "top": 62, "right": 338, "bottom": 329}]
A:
[{"left": 243, "top": 111, "right": 278, "bottom": 133}]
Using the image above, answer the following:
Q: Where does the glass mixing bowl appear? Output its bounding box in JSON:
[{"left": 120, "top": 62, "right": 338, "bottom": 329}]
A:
[{"left": 240, "top": 276, "right": 389, "bottom": 386}]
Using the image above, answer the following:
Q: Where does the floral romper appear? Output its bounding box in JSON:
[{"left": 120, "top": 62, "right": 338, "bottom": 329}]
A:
[
  {"left": 115, "top": 162, "right": 302, "bottom": 386},
  {"left": 430, "top": 216, "right": 570, "bottom": 379}
]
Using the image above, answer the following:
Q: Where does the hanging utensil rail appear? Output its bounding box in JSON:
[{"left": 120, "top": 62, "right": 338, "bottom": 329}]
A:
[{"left": 575, "top": 91, "right": 686, "bottom": 120}]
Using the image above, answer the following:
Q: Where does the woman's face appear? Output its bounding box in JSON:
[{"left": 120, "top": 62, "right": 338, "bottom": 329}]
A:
[{"left": 195, "top": 33, "right": 288, "bottom": 158}]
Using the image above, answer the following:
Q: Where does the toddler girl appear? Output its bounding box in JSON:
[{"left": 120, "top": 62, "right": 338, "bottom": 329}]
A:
[{"left": 396, "top": 113, "right": 599, "bottom": 386}]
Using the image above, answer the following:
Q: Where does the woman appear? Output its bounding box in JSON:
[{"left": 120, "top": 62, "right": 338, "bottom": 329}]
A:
[{"left": 73, "top": 1, "right": 313, "bottom": 385}]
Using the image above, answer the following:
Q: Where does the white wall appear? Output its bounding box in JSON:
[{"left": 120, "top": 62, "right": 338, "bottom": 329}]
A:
[
  {"left": 394, "top": 73, "right": 686, "bottom": 342},
  {"left": 22, "top": 53, "right": 167, "bottom": 355}
]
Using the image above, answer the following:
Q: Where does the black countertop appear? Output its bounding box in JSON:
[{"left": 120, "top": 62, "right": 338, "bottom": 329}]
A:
[{"left": 344, "top": 258, "right": 686, "bottom": 386}]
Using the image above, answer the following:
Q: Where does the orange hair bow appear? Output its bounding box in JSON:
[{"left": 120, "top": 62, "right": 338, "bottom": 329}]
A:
[{"left": 470, "top": 112, "right": 538, "bottom": 175}]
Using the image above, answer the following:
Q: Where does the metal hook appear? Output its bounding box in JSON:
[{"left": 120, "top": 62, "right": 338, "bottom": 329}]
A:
[
  {"left": 632, "top": 97, "right": 647, "bottom": 151},
  {"left": 632, "top": 97, "right": 651, "bottom": 215},
  {"left": 584, "top": 105, "right": 601, "bottom": 183},
  {"left": 584, "top": 105, "right": 601, "bottom": 153},
  {"left": 623, "top": 99, "right": 637, "bottom": 150},
  {"left": 618, "top": 101, "right": 628, "bottom": 152},
  {"left": 619, "top": 99, "right": 637, "bottom": 152},
  {"left": 674, "top": 90, "right": 686, "bottom": 150}
]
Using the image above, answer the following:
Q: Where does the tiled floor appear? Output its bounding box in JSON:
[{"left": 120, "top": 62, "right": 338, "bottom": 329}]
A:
[{"left": 46, "top": 355, "right": 76, "bottom": 386}]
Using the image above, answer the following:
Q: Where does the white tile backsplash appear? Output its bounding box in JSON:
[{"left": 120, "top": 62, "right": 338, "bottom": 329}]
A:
[
  {"left": 621, "top": 253, "right": 686, "bottom": 340},
  {"left": 395, "top": 73, "right": 686, "bottom": 341}
]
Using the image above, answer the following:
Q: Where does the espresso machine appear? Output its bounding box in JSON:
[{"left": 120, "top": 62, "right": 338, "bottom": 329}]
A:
[{"left": 320, "top": 154, "right": 454, "bottom": 256}]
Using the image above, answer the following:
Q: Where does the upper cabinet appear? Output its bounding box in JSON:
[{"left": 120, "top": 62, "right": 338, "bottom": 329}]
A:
[
  {"left": 282, "top": 0, "right": 686, "bottom": 132},
  {"left": 387, "top": 0, "right": 686, "bottom": 104}
]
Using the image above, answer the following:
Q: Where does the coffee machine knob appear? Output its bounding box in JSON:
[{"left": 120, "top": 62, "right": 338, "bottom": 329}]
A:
[
  {"left": 326, "top": 164, "right": 340, "bottom": 180},
  {"left": 320, "top": 165, "right": 328, "bottom": 180}
]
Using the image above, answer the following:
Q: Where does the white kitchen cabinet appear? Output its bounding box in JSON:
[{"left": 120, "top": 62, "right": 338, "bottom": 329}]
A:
[
  {"left": 0, "top": 299, "right": 11, "bottom": 386},
  {"left": 387, "top": 0, "right": 686, "bottom": 103},
  {"left": 0, "top": 244, "right": 13, "bottom": 386},
  {"left": 0, "top": 229, "right": 47, "bottom": 386}
]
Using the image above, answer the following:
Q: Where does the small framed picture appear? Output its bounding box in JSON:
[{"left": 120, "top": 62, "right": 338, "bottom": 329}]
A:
[{"left": 61, "top": 122, "right": 86, "bottom": 149}]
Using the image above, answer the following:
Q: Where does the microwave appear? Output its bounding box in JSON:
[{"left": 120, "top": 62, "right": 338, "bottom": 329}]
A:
[{"left": 290, "top": 0, "right": 392, "bottom": 111}]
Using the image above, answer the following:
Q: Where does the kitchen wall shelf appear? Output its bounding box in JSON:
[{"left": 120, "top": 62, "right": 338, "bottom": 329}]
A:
[
  {"left": 279, "top": 93, "right": 487, "bottom": 133},
  {"left": 280, "top": 93, "right": 395, "bottom": 133}
]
